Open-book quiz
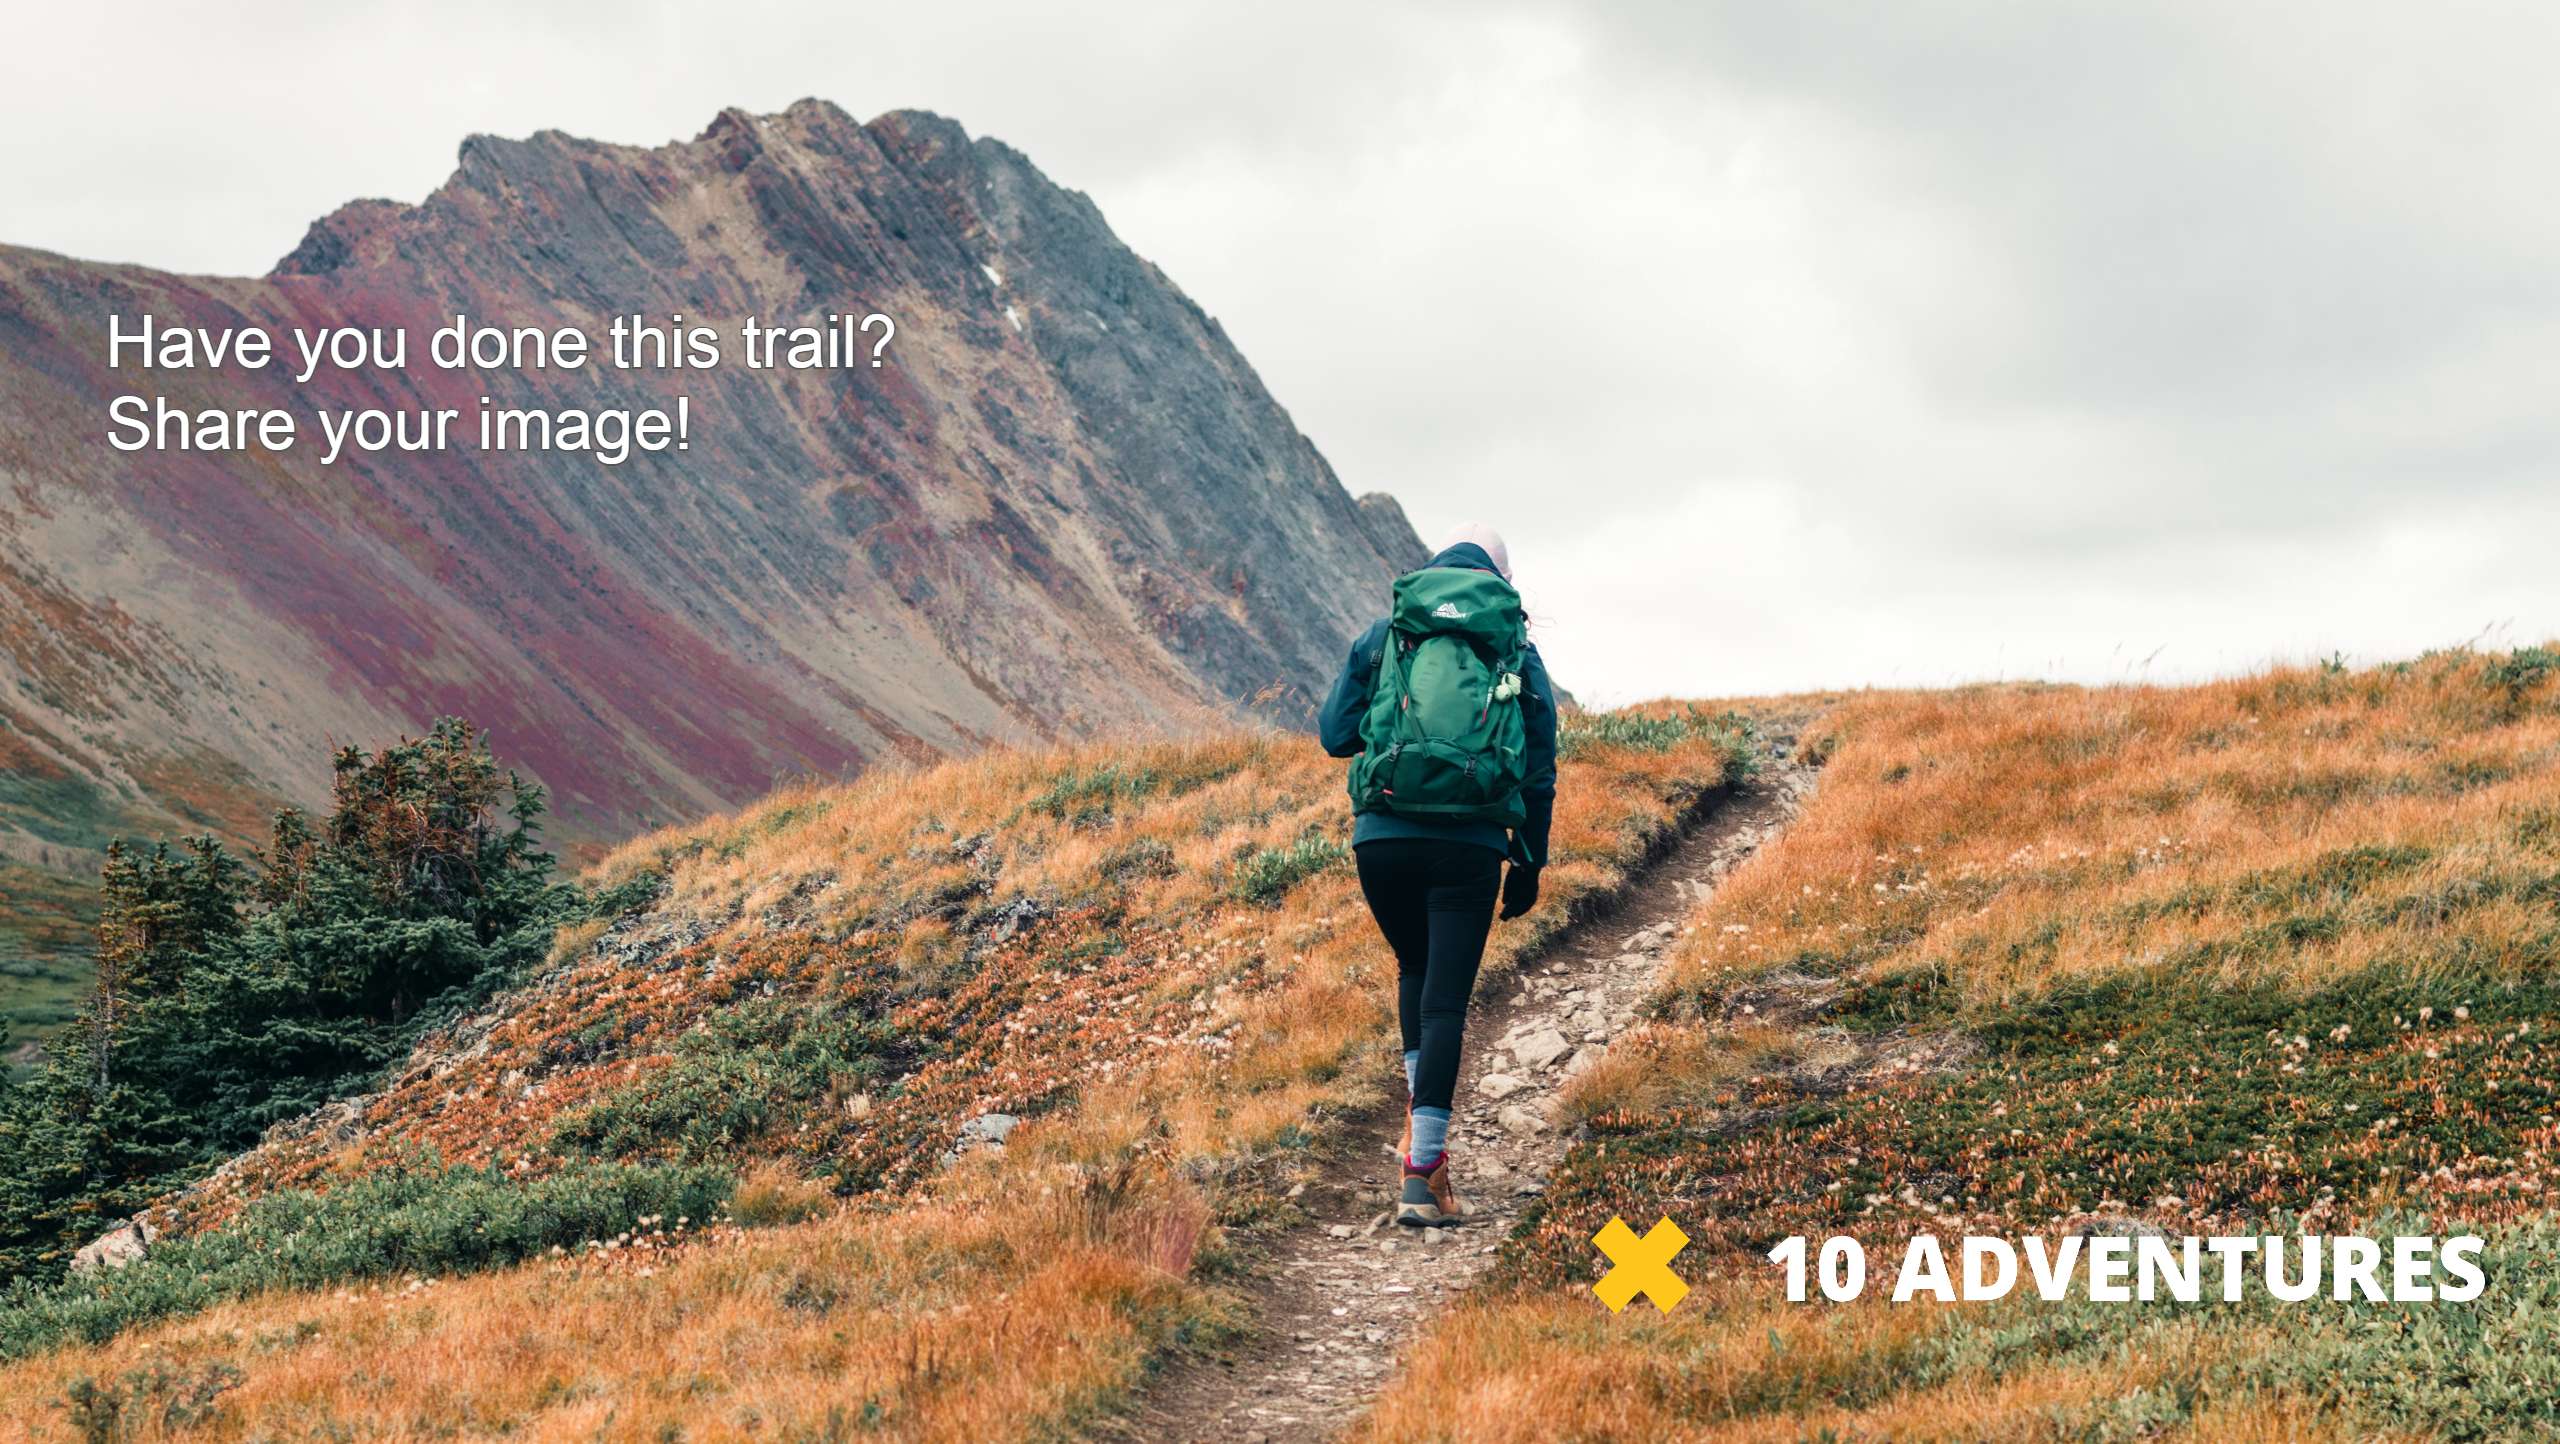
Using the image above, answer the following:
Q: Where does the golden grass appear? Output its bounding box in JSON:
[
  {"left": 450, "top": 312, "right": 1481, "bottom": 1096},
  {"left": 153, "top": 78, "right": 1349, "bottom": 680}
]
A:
[
  {"left": 0, "top": 717, "right": 1744, "bottom": 1436},
  {"left": 726, "top": 1162, "right": 836, "bottom": 1228},
  {"left": 1364, "top": 650, "right": 2560, "bottom": 1441},
  {"left": 1555, "top": 1021, "right": 1807, "bottom": 1125},
  {"left": 164, "top": 726, "right": 1734, "bottom": 1217},
  {"left": 1353, "top": 1273, "right": 2417, "bottom": 1443},
  {"left": 1672, "top": 660, "right": 2560, "bottom": 1013},
  {"left": 0, "top": 1156, "right": 1210, "bottom": 1443}
]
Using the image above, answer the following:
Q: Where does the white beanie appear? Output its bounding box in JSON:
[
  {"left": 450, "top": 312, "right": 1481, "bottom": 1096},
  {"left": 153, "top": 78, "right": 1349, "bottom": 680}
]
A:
[{"left": 1435, "top": 521, "right": 1511, "bottom": 580}]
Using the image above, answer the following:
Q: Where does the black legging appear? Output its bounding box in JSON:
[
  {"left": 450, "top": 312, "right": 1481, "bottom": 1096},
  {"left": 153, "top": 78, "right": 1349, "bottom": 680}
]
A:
[{"left": 1355, "top": 838, "right": 1502, "bottom": 1112}]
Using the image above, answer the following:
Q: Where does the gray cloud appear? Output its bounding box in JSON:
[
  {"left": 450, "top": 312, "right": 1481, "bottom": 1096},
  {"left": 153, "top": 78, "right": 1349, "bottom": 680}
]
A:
[{"left": 6, "top": 1, "right": 2552, "bottom": 702}]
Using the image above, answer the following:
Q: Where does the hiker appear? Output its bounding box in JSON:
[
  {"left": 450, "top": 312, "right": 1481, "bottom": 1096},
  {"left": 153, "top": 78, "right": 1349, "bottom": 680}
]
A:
[{"left": 1319, "top": 522, "right": 1558, "bottom": 1227}]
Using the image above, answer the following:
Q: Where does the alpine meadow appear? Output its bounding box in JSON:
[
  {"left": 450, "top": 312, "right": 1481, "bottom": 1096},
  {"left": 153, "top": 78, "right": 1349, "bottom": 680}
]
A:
[
  {"left": 0, "top": 646, "right": 2551, "bottom": 1438},
  {"left": 1365, "top": 647, "right": 2560, "bottom": 1442},
  {"left": 0, "top": 706, "right": 1752, "bottom": 1436}
]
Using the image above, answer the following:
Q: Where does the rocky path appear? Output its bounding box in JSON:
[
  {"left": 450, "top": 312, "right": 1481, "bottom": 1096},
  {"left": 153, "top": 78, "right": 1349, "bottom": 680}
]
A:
[{"left": 1126, "top": 739, "right": 1815, "bottom": 1442}]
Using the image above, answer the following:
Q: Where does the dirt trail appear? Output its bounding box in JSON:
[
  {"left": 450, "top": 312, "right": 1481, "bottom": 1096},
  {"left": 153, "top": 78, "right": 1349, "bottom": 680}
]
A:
[{"left": 1126, "top": 733, "right": 1815, "bottom": 1442}]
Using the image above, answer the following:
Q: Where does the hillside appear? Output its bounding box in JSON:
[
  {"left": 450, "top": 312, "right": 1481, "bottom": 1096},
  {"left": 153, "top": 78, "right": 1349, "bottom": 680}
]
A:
[
  {"left": 0, "top": 101, "right": 1423, "bottom": 1041},
  {"left": 4, "top": 652, "right": 2547, "bottom": 1440},
  {"left": 1366, "top": 648, "right": 2560, "bottom": 1441},
  {"left": 0, "top": 708, "right": 1752, "bottom": 1437}
]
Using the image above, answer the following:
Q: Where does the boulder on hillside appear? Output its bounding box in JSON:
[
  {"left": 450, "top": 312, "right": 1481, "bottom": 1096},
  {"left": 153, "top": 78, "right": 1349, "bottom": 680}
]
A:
[
  {"left": 942, "top": 1111, "right": 1021, "bottom": 1165},
  {"left": 71, "top": 1215, "right": 159, "bottom": 1273}
]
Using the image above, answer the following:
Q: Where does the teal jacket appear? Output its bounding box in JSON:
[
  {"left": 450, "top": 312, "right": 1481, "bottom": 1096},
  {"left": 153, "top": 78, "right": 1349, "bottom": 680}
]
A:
[{"left": 1317, "top": 543, "right": 1558, "bottom": 866}]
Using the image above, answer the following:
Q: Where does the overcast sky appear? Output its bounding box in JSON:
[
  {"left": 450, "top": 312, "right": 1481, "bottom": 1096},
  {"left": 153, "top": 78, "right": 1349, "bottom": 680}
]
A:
[{"left": 8, "top": 1, "right": 2554, "bottom": 704}]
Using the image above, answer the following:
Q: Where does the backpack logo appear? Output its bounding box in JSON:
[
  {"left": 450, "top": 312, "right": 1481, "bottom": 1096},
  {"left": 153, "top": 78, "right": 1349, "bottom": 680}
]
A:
[{"left": 1432, "top": 601, "right": 1470, "bottom": 620}]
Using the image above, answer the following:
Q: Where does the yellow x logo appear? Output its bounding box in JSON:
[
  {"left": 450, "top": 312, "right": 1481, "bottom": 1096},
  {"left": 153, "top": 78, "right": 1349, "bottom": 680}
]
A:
[{"left": 1593, "top": 1215, "right": 1690, "bottom": 1313}]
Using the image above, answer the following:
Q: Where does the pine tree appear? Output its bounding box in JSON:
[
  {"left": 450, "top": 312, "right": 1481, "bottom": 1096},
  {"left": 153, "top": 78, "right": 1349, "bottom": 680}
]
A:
[
  {"left": 254, "top": 806, "right": 317, "bottom": 914},
  {"left": 0, "top": 718, "right": 587, "bottom": 1284},
  {"left": 172, "top": 835, "right": 247, "bottom": 957},
  {"left": 88, "top": 841, "right": 156, "bottom": 1097}
]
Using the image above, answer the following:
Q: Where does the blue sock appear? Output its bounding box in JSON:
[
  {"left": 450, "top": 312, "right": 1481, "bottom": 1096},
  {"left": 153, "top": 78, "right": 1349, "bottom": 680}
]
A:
[
  {"left": 1408, "top": 1107, "right": 1450, "bottom": 1169},
  {"left": 1403, "top": 1050, "right": 1420, "bottom": 1098}
]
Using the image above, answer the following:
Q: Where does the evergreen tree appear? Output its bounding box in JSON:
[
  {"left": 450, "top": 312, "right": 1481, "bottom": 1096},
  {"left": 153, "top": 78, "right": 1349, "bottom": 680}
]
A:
[
  {"left": 87, "top": 841, "right": 158, "bottom": 1096},
  {"left": 0, "top": 719, "right": 590, "bottom": 1283},
  {"left": 253, "top": 806, "right": 317, "bottom": 914}
]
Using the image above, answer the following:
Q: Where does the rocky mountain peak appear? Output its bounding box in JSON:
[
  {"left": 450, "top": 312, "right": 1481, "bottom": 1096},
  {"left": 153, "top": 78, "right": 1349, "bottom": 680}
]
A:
[{"left": 0, "top": 103, "right": 1421, "bottom": 1016}]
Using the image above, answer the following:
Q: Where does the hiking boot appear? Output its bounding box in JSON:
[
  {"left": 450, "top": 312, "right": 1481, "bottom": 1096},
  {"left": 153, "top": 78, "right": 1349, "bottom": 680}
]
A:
[
  {"left": 1394, "top": 1105, "right": 1411, "bottom": 1163},
  {"left": 1395, "top": 1157, "right": 1466, "bottom": 1228}
]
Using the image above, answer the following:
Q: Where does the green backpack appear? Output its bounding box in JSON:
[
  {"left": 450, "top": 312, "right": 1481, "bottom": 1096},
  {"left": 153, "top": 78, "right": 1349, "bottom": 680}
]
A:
[{"left": 1347, "top": 566, "right": 1531, "bottom": 827}]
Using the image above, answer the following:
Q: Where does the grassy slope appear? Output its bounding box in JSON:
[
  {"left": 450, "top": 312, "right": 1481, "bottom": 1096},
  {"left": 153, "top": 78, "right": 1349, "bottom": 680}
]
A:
[
  {"left": 0, "top": 863, "right": 96, "bottom": 1050},
  {"left": 0, "top": 733, "right": 281, "bottom": 1052},
  {"left": 0, "top": 716, "right": 1748, "bottom": 1439},
  {"left": 1362, "top": 648, "right": 2560, "bottom": 1443}
]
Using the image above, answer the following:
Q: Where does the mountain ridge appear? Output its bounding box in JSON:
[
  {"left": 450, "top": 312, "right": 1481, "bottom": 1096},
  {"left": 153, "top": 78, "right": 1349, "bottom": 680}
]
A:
[{"left": 0, "top": 100, "right": 1424, "bottom": 1033}]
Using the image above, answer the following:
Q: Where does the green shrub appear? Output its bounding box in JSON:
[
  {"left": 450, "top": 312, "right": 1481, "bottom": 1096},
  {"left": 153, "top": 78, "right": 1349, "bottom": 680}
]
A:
[
  {"left": 550, "top": 996, "right": 901, "bottom": 1164},
  {"left": 59, "top": 1359, "right": 243, "bottom": 1440},
  {"left": 2283, "top": 1217, "right": 2560, "bottom": 1437},
  {"left": 1559, "top": 706, "right": 1758, "bottom": 769},
  {"left": 2486, "top": 645, "right": 2559, "bottom": 697},
  {"left": 0, "top": 720, "right": 611, "bottom": 1284},
  {"left": 1023, "top": 754, "right": 1241, "bottom": 826},
  {"left": 1897, "top": 1214, "right": 2560, "bottom": 1439},
  {"left": 1099, "top": 837, "right": 1178, "bottom": 883},
  {"left": 1231, "top": 831, "right": 1350, "bottom": 907},
  {"left": 0, "top": 1158, "right": 731, "bottom": 1361},
  {"left": 1827, "top": 964, "right": 2560, "bottom": 1225}
]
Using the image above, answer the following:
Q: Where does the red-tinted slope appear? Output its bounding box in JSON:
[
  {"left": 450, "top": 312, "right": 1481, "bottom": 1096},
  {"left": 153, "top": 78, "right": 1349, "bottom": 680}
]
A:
[{"left": 0, "top": 102, "right": 1425, "bottom": 1005}]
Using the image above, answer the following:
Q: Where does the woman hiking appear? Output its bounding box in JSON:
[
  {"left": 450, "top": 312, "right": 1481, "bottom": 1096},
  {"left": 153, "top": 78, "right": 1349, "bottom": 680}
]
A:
[{"left": 1319, "top": 523, "right": 1558, "bottom": 1227}]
